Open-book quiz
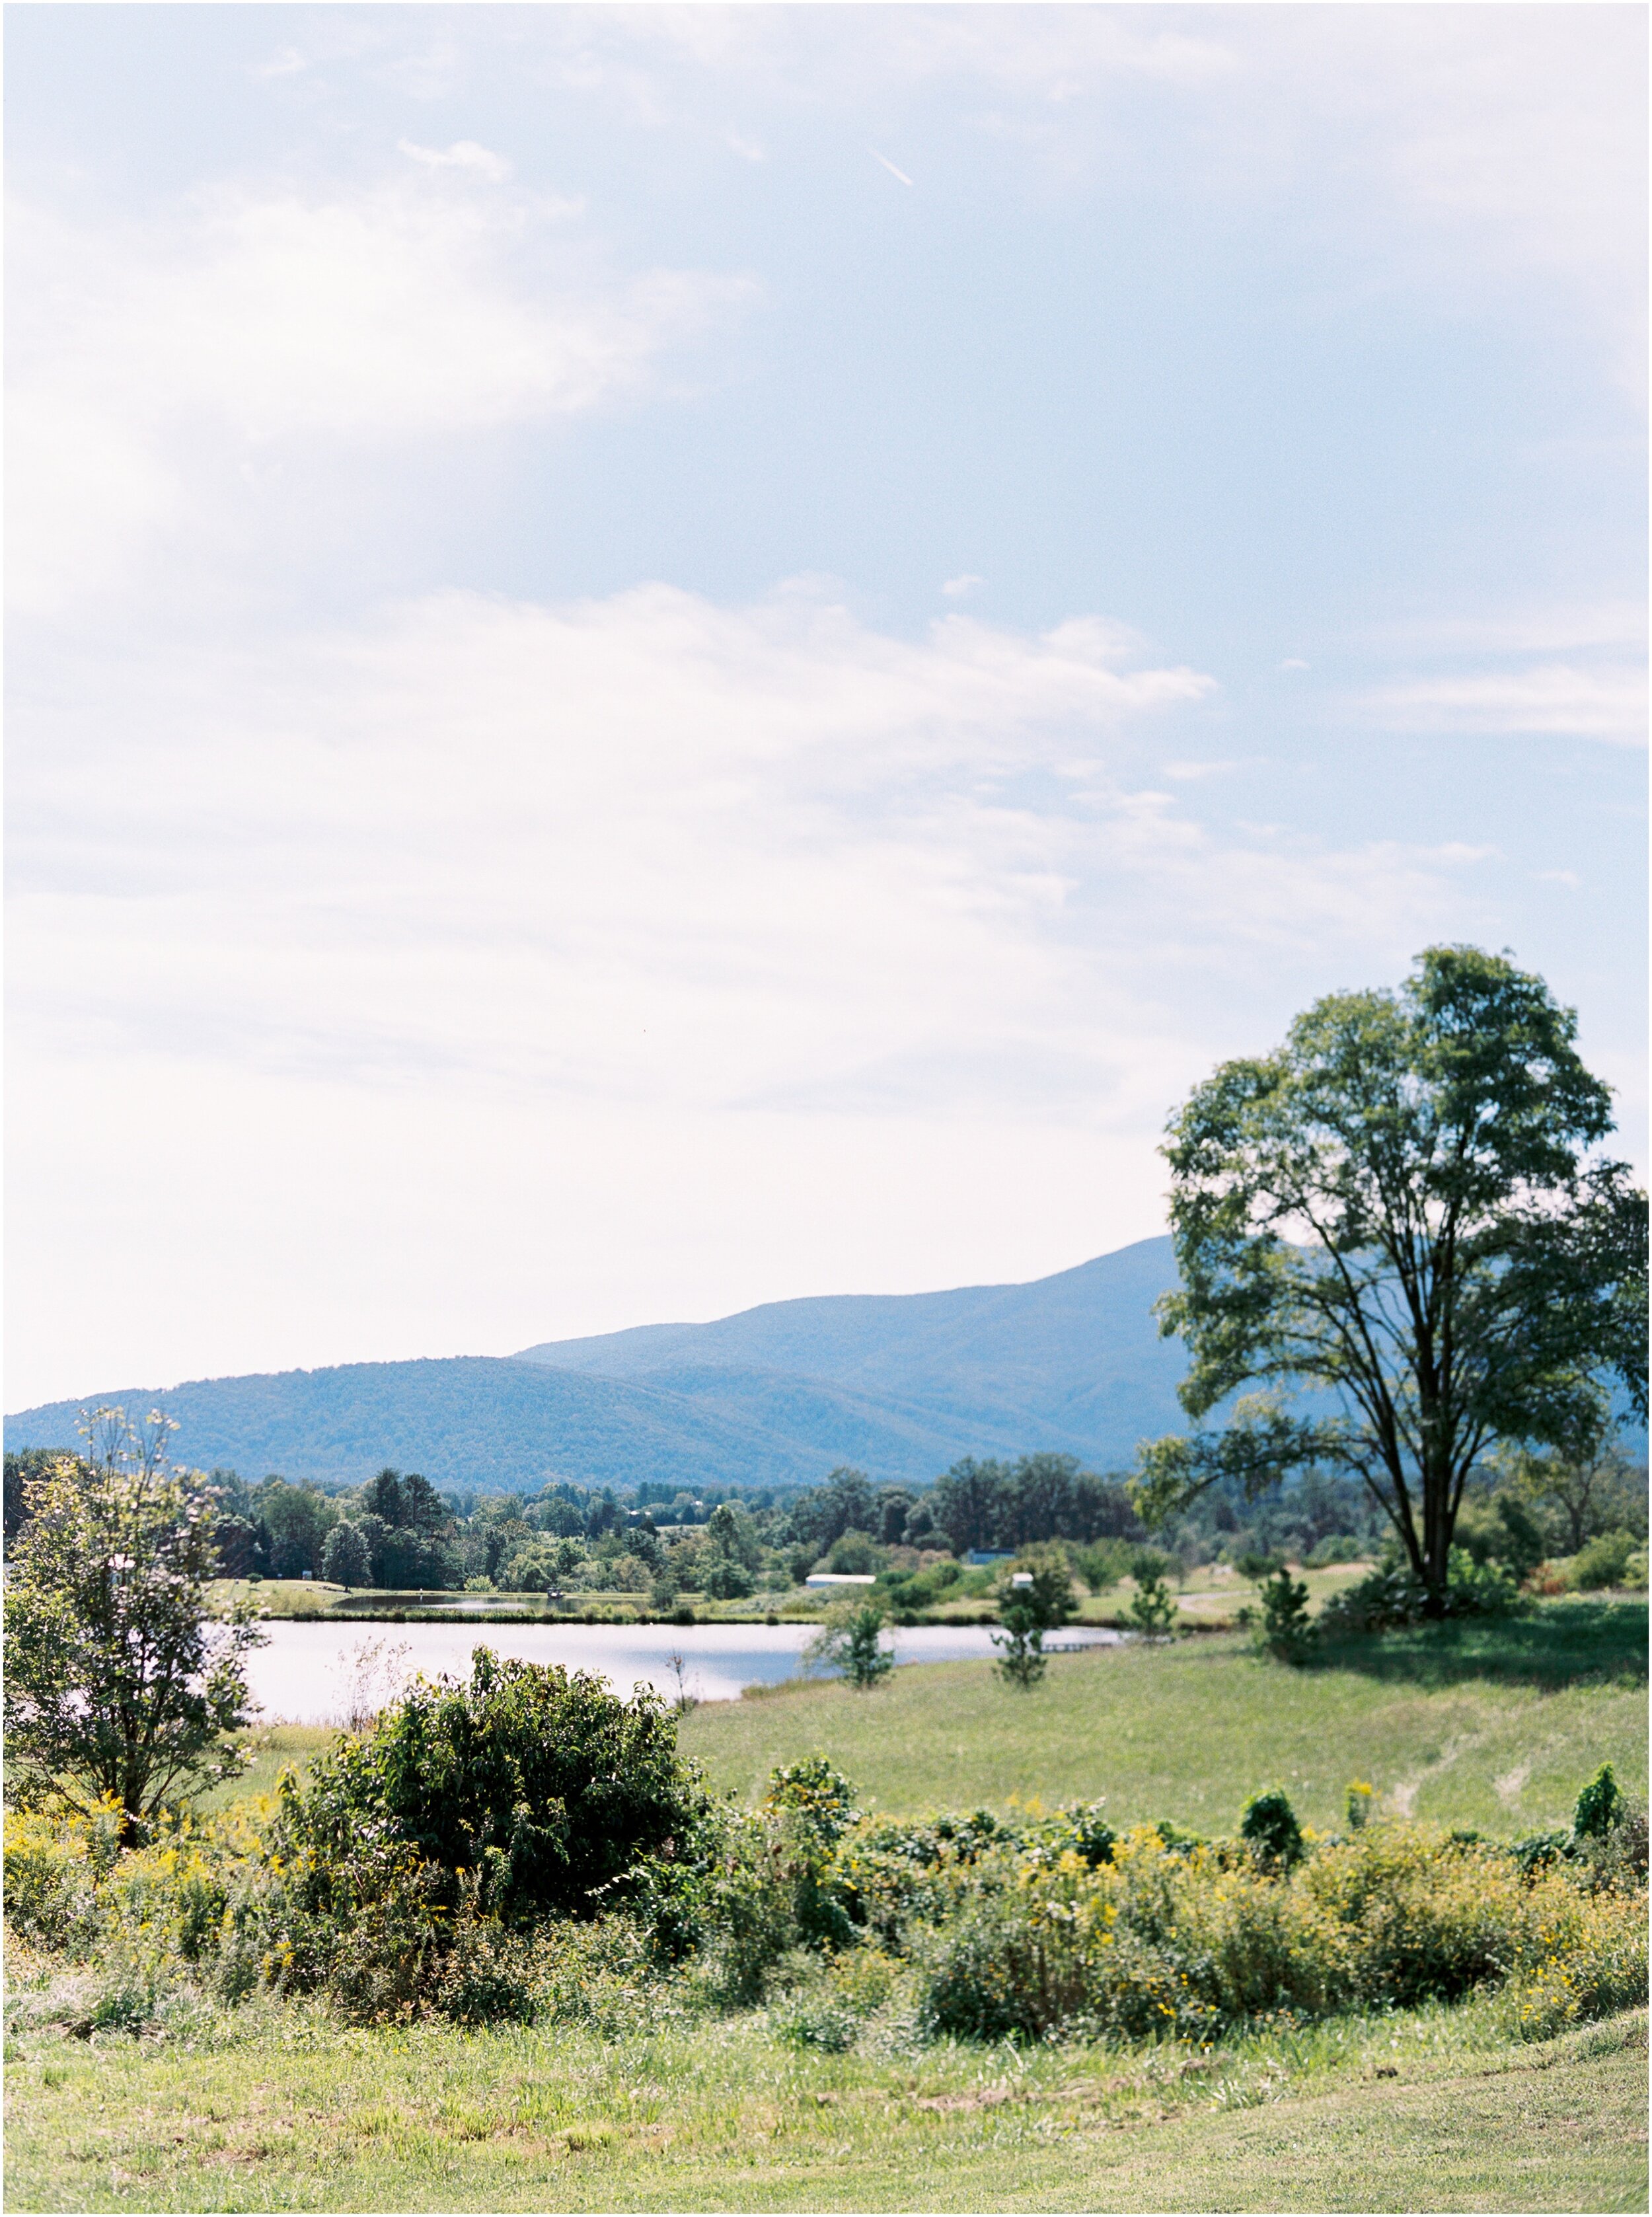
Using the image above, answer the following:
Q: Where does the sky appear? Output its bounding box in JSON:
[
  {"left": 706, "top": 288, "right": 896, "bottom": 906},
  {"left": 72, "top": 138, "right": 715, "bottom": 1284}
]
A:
[{"left": 6, "top": 2, "right": 1647, "bottom": 1411}]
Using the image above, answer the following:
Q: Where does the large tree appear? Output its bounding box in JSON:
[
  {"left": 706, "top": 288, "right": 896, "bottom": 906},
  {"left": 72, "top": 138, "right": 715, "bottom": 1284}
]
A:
[
  {"left": 4, "top": 1409, "right": 264, "bottom": 1838},
  {"left": 1135, "top": 946, "right": 1647, "bottom": 1610}
]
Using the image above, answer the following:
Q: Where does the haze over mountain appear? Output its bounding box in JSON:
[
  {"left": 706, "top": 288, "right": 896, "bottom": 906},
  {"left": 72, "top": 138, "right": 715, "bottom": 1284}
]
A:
[{"left": 5, "top": 1238, "right": 1186, "bottom": 1493}]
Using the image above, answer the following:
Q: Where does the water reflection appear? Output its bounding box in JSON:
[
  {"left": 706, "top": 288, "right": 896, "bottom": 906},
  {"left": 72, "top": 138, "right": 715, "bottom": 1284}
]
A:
[{"left": 245, "top": 1618, "right": 1124, "bottom": 1722}]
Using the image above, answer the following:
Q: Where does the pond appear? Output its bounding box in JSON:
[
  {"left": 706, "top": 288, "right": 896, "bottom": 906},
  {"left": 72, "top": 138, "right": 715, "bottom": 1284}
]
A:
[{"left": 244, "top": 1619, "right": 1126, "bottom": 1723}]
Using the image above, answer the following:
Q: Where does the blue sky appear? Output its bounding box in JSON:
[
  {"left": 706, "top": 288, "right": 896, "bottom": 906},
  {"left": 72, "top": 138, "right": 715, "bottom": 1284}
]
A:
[{"left": 7, "top": 4, "right": 1646, "bottom": 1409}]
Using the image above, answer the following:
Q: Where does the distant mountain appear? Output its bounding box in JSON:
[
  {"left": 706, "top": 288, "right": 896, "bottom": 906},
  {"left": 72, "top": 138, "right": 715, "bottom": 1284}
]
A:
[{"left": 5, "top": 1237, "right": 1188, "bottom": 1491}]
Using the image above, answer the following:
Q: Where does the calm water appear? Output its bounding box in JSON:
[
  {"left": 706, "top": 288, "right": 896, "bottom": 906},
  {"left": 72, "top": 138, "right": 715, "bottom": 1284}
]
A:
[{"left": 244, "top": 1619, "right": 1125, "bottom": 1722}]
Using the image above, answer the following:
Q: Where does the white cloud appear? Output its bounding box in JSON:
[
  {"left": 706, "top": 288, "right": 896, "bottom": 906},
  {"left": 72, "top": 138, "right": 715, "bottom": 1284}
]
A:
[
  {"left": 1356, "top": 663, "right": 1648, "bottom": 745},
  {"left": 7, "top": 577, "right": 1513, "bottom": 1402},
  {"left": 1160, "top": 760, "right": 1236, "bottom": 783},
  {"left": 564, "top": 8, "right": 1643, "bottom": 372},
  {"left": 942, "top": 574, "right": 984, "bottom": 599},
  {"left": 252, "top": 46, "right": 307, "bottom": 82},
  {"left": 7, "top": 176, "right": 750, "bottom": 615},
  {"left": 398, "top": 138, "right": 513, "bottom": 183},
  {"left": 12, "top": 578, "right": 1491, "bottom": 1130}
]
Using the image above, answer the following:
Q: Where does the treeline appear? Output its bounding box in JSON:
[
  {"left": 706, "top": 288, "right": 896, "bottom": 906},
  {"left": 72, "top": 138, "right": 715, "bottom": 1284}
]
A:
[{"left": 5, "top": 1437, "right": 1646, "bottom": 1598}]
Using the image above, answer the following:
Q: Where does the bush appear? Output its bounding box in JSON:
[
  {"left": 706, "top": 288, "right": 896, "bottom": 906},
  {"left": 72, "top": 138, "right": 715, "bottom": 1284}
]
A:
[
  {"left": 1304, "top": 1534, "right": 1363, "bottom": 1567},
  {"left": 1571, "top": 1530, "right": 1639, "bottom": 1591},
  {"left": 1240, "top": 1789, "right": 1304, "bottom": 1871},
  {"left": 1072, "top": 1538, "right": 1132, "bottom": 1594},
  {"left": 806, "top": 1602, "right": 894, "bottom": 1689},
  {"left": 1573, "top": 1762, "right": 1625, "bottom": 1838},
  {"left": 272, "top": 1648, "right": 706, "bottom": 1930},
  {"left": 774, "top": 1945, "right": 909, "bottom": 2051},
  {"left": 1127, "top": 1551, "right": 1177, "bottom": 1639},
  {"left": 1257, "top": 1567, "right": 1315, "bottom": 1663},
  {"left": 1318, "top": 1547, "right": 1524, "bottom": 1633},
  {"left": 992, "top": 1548, "right": 1074, "bottom": 1688}
]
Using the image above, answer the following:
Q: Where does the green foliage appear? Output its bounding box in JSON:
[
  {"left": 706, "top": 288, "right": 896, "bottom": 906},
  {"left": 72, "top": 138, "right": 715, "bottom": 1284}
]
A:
[
  {"left": 991, "top": 1548, "right": 1075, "bottom": 1688},
  {"left": 274, "top": 1648, "right": 705, "bottom": 1930},
  {"left": 916, "top": 1813, "right": 1647, "bottom": 2047},
  {"left": 1240, "top": 1789, "right": 1305, "bottom": 1871},
  {"left": 1319, "top": 1549, "right": 1525, "bottom": 1635},
  {"left": 772, "top": 1943, "right": 910, "bottom": 2051},
  {"left": 5, "top": 1731, "right": 1646, "bottom": 2058},
  {"left": 806, "top": 1602, "right": 895, "bottom": 1690},
  {"left": 760, "top": 1757, "right": 861, "bottom": 1847},
  {"left": 1346, "top": 1780, "right": 1374, "bottom": 1830},
  {"left": 876, "top": 1556, "right": 962, "bottom": 1617},
  {"left": 3, "top": 1409, "right": 263, "bottom": 1836},
  {"left": 930, "top": 1454, "right": 1144, "bottom": 1556},
  {"left": 702, "top": 1556, "right": 757, "bottom": 1600},
  {"left": 1503, "top": 1439, "right": 1649, "bottom": 1557},
  {"left": 823, "top": 1528, "right": 883, "bottom": 1575},
  {"left": 1574, "top": 1762, "right": 1625, "bottom": 1839},
  {"left": 1258, "top": 1565, "right": 1315, "bottom": 1664},
  {"left": 1072, "top": 1537, "right": 1132, "bottom": 1593},
  {"left": 1127, "top": 1550, "right": 1178, "bottom": 1639},
  {"left": 1137, "top": 946, "right": 1648, "bottom": 1608},
  {"left": 1571, "top": 1530, "right": 1640, "bottom": 1591},
  {"left": 321, "top": 1518, "right": 369, "bottom": 1587},
  {"left": 704, "top": 1501, "right": 762, "bottom": 1571}
]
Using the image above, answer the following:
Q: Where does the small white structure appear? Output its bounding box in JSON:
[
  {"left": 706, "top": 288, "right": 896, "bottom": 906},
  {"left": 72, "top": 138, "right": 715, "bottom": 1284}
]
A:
[
  {"left": 804, "top": 1572, "right": 878, "bottom": 1588},
  {"left": 1010, "top": 1571, "right": 1033, "bottom": 1587}
]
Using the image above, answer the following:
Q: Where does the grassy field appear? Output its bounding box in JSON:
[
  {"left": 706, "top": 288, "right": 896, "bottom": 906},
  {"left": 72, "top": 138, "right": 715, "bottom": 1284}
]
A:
[
  {"left": 681, "top": 1601, "right": 1649, "bottom": 1836},
  {"left": 208, "top": 1599, "right": 1649, "bottom": 1835},
  {"left": 9, "top": 1597, "right": 1645, "bottom": 2213},
  {"left": 4, "top": 1988, "right": 1644, "bottom": 2212}
]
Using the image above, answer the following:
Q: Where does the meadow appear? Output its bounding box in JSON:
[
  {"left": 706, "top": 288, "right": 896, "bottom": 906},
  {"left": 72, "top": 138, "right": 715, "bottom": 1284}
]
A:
[
  {"left": 4, "top": 1992, "right": 1645, "bottom": 2213},
  {"left": 6, "top": 1598, "right": 1647, "bottom": 2214},
  {"left": 683, "top": 1600, "right": 1649, "bottom": 1836}
]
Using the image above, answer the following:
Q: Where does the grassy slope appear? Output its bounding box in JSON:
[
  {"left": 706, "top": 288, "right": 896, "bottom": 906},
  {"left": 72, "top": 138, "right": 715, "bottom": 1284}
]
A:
[
  {"left": 681, "top": 1602, "right": 1649, "bottom": 1836},
  {"left": 4, "top": 2001, "right": 1644, "bottom": 2212}
]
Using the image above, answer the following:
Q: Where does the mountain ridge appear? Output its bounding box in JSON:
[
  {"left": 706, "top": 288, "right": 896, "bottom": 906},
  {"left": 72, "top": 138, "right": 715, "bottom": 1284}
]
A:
[{"left": 5, "top": 1236, "right": 1187, "bottom": 1491}]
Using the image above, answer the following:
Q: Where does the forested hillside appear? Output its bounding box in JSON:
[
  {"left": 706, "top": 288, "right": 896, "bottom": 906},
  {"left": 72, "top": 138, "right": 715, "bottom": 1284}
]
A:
[{"left": 5, "top": 1239, "right": 1187, "bottom": 1491}]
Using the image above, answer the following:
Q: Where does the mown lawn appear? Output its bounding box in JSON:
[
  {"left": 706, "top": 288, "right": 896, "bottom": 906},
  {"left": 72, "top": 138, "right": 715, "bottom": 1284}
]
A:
[
  {"left": 4, "top": 1996, "right": 1643, "bottom": 2212},
  {"left": 681, "top": 1601, "right": 1649, "bottom": 1836}
]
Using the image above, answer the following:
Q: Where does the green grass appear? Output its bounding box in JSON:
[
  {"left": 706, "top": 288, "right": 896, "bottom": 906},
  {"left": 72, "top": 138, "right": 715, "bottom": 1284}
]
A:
[
  {"left": 7, "top": 1600, "right": 1647, "bottom": 2211},
  {"left": 4, "top": 1991, "right": 1643, "bottom": 2212},
  {"left": 196, "top": 1725, "right": 338, "bottom": 1813},
  {"left": 681, "top": 1601, "right": 1648, "bottom": 1836}
]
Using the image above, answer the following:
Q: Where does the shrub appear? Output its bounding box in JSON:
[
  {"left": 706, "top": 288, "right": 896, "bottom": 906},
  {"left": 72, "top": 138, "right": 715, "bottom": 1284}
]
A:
[
  {"left": 1305, "top": 1534, "right": 1363, "bottom": 1567},
  {"left": 1571, "top": 1530, "right": 1639, "bottom": 1591},
  {"left": 1257, "top": 1567, "right": 1315, "bottom": 1663},
  {"left": 1240, "top": 1789, "right": 1304, "bottom": 1872},
  {"left": 1318, "top": 1547, "right": 1524, "bottom": 1634},
  {"left": 1072, "top": 1538, "right": 1132, "bottom": 1594},
  {"left": 806, "top": 1602, "right": 894, "bottom": 1689},
  {"left": 1573, "top": 1762, "right": 1625, "bottom": 1839},
  {"left": 940, "top": 1816, "right": 1650, "bottom": 2044},
  {"left": 992, "top": 1548, "right": 1074, "bottom": 1688},
  {"left": 272, "top": 1648, "right": 706, "bottom": 1930},
  {"left": 774, "top": 1945, "right": 907, "bottom": 2051},
  {"left": 1127, "top": 1550, "right": 1177, "bottom": 1639}
]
